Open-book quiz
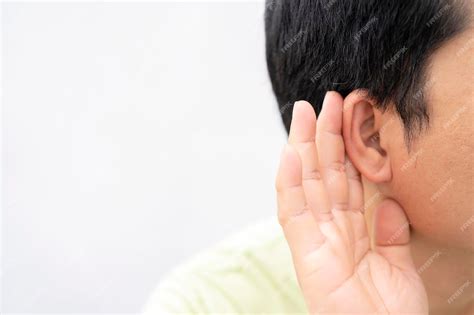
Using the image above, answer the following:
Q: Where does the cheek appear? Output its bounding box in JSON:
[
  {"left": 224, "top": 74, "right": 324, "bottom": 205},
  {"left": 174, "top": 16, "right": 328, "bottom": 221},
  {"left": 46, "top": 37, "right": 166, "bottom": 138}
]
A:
[{"left": 386, "top": 117, "right": 474, "bottom": 248}]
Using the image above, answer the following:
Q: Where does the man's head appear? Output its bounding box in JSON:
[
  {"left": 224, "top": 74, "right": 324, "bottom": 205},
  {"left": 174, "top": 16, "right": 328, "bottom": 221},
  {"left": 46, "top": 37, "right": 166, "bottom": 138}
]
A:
[{"left": 265, "top": 0, "right": 473, "bottom": 248}]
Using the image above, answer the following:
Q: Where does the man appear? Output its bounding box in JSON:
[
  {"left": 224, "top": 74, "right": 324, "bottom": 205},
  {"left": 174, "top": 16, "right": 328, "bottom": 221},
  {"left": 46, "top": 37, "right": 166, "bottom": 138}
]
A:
[
  {"left": 145, "top": 1, "right": 473, "bottom": 314},
  {"left": 269, "top": 0, "right": 473, "bottom": 314}
]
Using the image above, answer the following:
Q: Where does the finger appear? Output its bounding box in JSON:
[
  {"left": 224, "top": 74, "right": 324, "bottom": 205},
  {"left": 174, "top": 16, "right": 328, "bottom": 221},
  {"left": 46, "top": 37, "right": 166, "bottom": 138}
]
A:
[
  {"left": 373, "top": 199, "right": 415, "bottom": 271},
  {"left": 276, "top": 145, "right": 325, "bottom": 256},
  {"left": 316, "top": 91, "right": 349, "bottom": 211},
  {"left": 288, "top": 101, "right": 332, "bottom": 220},
  {"left": 346, "top": 157, "right": 364, "bottom": 213},
  {"left": 345, "top": 157, "right": 369, "bottom": 261}
]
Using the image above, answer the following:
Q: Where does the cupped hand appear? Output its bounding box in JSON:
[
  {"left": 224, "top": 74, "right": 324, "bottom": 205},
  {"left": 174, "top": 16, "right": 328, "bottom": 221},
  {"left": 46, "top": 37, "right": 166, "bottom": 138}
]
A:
[{"left": 276, "top": 92, "right": 428, "bottom": 314}]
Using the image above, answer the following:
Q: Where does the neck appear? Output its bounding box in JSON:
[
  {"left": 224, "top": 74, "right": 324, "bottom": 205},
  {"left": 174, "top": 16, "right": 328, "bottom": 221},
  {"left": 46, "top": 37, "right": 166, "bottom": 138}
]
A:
[{"left": 411, "top": 232, "right": 473, "bottom": 315}]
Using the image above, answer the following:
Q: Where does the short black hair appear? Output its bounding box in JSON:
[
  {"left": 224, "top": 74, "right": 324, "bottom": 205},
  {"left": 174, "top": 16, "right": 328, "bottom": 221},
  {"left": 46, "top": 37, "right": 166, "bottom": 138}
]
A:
[{"left": 265, "top": 0, "right": 471, "bottom": 142}]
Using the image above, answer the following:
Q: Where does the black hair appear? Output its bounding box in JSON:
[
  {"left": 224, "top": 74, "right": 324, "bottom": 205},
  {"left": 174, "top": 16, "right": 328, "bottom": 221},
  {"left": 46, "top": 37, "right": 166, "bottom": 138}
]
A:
[{"left": 265, "top": 0, "right": 471, "bottom": 142}]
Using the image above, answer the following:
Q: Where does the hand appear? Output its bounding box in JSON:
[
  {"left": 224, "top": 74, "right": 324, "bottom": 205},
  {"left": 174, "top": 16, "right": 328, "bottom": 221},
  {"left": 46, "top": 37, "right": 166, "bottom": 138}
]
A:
[{"left": 275, "top": 92, "right": 428, "bottom": 314}]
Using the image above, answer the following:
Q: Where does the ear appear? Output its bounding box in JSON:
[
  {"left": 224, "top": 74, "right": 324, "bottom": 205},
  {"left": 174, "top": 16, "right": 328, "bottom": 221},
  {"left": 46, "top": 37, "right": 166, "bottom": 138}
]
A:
[{"left": 342, "top": 90, "right": 392, "bottom": 183}]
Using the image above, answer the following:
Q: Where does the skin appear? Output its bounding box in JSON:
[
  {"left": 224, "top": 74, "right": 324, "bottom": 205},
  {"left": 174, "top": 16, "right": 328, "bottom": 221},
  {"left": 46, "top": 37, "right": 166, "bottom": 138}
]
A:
[
  {"left": 276, "top": 28, "right": 473, "bottom": 314},
  {"left": 376, "top": 28, "right": 474, "bottom": 315}
]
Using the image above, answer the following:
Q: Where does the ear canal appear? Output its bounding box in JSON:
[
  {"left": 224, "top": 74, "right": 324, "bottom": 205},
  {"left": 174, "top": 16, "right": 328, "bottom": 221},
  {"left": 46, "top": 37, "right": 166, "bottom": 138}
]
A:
[
  {"left": 365, "top": 131, "right": 386, "bottom": 157},
  {"left": 359, "top": 114, "right": 386, "bottom": 156}
]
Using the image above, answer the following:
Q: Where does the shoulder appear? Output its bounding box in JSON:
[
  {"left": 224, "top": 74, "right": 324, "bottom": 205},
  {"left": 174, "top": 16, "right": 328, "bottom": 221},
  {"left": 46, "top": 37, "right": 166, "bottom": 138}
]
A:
[{"left": 143, "top": 218, "right": 306, "bottom": 314}]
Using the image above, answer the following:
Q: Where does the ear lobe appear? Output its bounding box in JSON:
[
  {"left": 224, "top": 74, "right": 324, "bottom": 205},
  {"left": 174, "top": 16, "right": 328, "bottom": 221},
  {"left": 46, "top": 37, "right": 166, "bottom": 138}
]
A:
[{"left": 342, "top": 90, "right": 392, "bottom": 183}]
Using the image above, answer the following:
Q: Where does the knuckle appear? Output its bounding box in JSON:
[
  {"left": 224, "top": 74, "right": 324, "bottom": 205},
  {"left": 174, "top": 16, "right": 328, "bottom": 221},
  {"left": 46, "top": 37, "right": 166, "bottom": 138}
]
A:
[
  {"left": 332, "top": 202, "right": 350, "bottom": 211},
  {"left": 277, "top": 212, "right": 288, "bottom": 227},
  {"left": 348, "top": 172, "right": 361, "bottom": 181},
  {"left": 322, "top": 128, "right": 341, "bottom": 137},
  {"left": 278, "top": 206, "right": 310, "bottom": 228},
  {"left": 304, "top": 169, "right": 322, "bottom": 181},
  {"left": 326, "top": 161, "right": 346, "bottom": 172},
  {"left": 297, "top": 141, "right": 315, "bottom": 151},
  {"left": 275, "top": 176, "right": 285, "bottom": 193}
]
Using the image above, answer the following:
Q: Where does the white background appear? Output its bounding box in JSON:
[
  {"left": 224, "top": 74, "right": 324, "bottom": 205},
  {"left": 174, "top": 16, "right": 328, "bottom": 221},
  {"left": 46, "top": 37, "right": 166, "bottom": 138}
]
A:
[{"left": 2, "top": 2, "right": 286, "bottom": 312}]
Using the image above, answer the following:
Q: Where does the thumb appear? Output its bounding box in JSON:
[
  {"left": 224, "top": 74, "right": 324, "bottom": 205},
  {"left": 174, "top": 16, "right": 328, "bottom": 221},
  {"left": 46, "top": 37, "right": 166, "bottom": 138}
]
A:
[{"left": 373, "top": 198, "right": 415, "bottom": 271}]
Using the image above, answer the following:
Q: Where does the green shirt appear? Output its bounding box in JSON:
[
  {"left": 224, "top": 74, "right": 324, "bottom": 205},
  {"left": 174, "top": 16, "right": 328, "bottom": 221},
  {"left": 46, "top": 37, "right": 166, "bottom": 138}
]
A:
[{"left": 143, "top": 219, "right": 307, "bottom": 314}]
